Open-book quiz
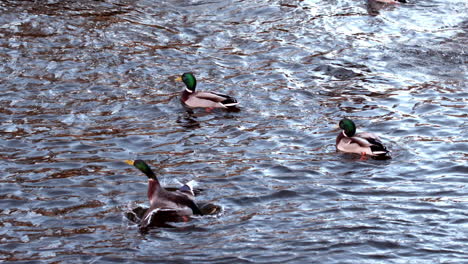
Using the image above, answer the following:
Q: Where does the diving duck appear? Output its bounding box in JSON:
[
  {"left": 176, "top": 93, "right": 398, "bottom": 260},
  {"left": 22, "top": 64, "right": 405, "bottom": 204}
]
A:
[
  {"left": 176, "top": 72, "right": 239, "bottom": 110},
  {"left": 124, "top": 160, "right": 203, "bottom": 229},
  {"left": 336, "top": 118, "right": 391, "bottom": 160}
]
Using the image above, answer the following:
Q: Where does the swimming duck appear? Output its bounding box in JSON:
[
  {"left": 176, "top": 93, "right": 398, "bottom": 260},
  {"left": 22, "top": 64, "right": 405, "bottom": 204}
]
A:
[
  {"left": 370, "top": 0, "right": 407, "bottom": 3},
  {"left": 176, "top": 72, "right": 239, "bottom": 110},
  {"left": 336, "top": 118, "right": 391, "bottom": 160},
  {"left": 367, "top": 0, "right": 407, "bottom": 15},
  {"left": 124, "top": 160, "right": 203, "bottom": 229}
]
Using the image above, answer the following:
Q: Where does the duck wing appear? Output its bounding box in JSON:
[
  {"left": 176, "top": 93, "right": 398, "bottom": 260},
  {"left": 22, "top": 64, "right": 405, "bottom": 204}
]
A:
[
  {"left": 178, "top": 181, "right": 195, "bottom": 197},
  {"left": 139, "top": 207, "right": 183, "bottom": 229},
  {"left": 194, "top": 91, "right": 229, "bottom": 102},
  {"left": 195, "top": 91, "right": 238, "bottom": 106},
  {"left": 182, "top": 196, "right": 203, "bottom": 215},
  {"left": 337, "top": 136, "right": 372, "bottom": 155},
  {"left": 209, "top": 92, "right": 238, "bottom": 106},
  {"left": 152, "top": 189, "right": 203, "bottom": 215},
  {"left": 139, "top": 190, "right": 203, "bottom": 229},
  {"left": 354, "top": 132, "right": 389, "bottom": 155},
  {"left": 183, "top": 92, "right": 225, "bottom": 108},
  {"left": 349, "top": 135, "right": 374, "bottom": 147},
  {"left": 355, "top": 132, "right": 380, "bottom": 140}
]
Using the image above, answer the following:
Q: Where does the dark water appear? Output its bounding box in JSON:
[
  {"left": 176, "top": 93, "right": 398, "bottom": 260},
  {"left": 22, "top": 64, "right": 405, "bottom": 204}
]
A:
[{"left": 1, "top": 0, "right": 467, "bottom": 262}]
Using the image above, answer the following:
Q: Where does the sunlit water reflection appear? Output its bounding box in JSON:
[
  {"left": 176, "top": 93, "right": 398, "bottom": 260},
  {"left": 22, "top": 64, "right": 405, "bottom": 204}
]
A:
[{"left": 0, "top": 0, "right": 467, "bottom": 263}]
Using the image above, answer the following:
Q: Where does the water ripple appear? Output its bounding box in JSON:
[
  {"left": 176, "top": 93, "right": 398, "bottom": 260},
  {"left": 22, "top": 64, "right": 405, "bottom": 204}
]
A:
[{"left": 0, "top": 0, "right": 467, "bottom": 263}]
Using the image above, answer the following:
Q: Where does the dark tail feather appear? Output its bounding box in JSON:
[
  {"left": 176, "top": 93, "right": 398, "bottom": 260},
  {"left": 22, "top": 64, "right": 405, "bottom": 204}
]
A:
[
  {"left": 371, "top": 153, "right": 391, "bottom": 160},
  {"left": 370, "top": 143, "right": 388, "bottom": 153},
  {"left": 212, "top": 92, "right": 239, "bottom": 107},
  {"left": 222, "top": 97, "right": 240, "bottom": 112},
  {"left": 370, "top": 144, "right": 391, "bottom": 160},
  {"left": 221, "top": 96, "right": 238, "bottom": 106},
  {"left": 368, "top": 138, "right": 391, "bottom": 160}
]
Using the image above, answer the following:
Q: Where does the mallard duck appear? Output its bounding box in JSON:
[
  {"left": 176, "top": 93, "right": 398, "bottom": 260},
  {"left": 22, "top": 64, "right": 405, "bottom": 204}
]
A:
[
  {"left": 124, "top": 160, "right": 203, "bottom": 229},
  {"left": 370, "top": 0, "right": 406, "bottom": 3},
  {"left": 336, "top": 118, "right": 391, "bottom": 160},
  {"left": 176, "top": 72, "right": 239, "bottom": 110}
]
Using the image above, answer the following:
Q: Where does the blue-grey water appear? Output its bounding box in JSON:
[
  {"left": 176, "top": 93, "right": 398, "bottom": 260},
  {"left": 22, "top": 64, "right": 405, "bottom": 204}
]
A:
[{"left": 0, "top": 0, "right": 467, "bottom": 263}]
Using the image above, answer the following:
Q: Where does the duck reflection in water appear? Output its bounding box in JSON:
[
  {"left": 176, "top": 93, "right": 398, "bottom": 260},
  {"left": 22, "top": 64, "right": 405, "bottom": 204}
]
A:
[
  {"left": 177, "top": 112, "right": 201, "bottom": 129},
  {"left": 124, "top": 160, "right": 221, "bottom": 231},
  {"left": 367, "top": 0, "right": 407, "bottom": 16}
]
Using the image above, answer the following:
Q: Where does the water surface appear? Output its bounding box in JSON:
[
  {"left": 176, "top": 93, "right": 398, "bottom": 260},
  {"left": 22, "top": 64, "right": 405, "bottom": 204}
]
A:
[{"left": 0, "top": 0, "right": 467, "bottom": 263}]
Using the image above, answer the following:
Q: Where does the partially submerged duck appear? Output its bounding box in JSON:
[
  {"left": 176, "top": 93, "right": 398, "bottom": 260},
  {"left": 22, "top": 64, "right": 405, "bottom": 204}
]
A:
[
  {"left": 124, "top": 160, "right": 203, "bottom": 230},
  {"left": 336, "top": 118, "right": 391, "bottom": 160},
  {"left": 176, "top": 72, "right": 239, "bottom": 111}
]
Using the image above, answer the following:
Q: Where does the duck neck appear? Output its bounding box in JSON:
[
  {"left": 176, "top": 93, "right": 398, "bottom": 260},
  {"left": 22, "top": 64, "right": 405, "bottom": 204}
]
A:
[
  {"left": 147, "top": 179, "right": 161, "bottom": 202},
  {"left": 181, "top": 89, "right": 191, "bottom": 102},
  {"left": 336, "top": 131, "right": 346, "bottom": 145}
]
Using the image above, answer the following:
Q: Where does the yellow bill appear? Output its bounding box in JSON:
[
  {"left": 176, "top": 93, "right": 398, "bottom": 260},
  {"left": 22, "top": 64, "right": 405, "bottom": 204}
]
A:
[{"left": 124, "top": 160, "right": 135, "bottom": 166}]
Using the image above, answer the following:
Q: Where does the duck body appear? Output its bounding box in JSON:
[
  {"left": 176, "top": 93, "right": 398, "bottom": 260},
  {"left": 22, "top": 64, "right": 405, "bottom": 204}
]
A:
[
  {"left": 367, "top": 0, "right": 406, "bottom": 15},
  {"left": 145, "top": 179, "right": 201, "bottom": 215},
  {"left": 140, "top": 180, "right": 202, "bottom": 229},
  {"left": 336, "top": 118, "right": 391, "bottom": 159},
  {"left": 124, "top": 160, "right": 202, "bottom": 230},
  {"left": 177, "top": 72, "right": 239, "bottom": 110},
  {"left": 370, "top": 0, "right": 406, "bottom": 4},
  {"left": 181, "top": 89, "right": 238, "bottom": 109}
]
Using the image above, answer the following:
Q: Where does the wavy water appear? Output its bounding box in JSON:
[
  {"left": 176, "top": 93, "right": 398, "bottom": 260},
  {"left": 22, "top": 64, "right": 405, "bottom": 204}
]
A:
[{"left": 0, "top": 0, "right": 467, "bottom": 263}]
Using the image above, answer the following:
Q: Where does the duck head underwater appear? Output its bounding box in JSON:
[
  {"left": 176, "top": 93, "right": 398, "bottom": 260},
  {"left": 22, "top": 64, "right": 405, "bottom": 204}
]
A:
[{"left": 124, "top": 160, "right": 221, "bottom": 231}]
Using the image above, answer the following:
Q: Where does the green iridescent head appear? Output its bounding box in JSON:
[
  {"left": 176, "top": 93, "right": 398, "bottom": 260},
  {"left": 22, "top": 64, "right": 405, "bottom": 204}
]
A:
[
  {"left": 179, "top": 72, "right": 197, "bottom": 93},
  {"left": 339, "top": 118, "right": 356, "bottom": 137},
  {"left": 125, "top": 160, "right": 156, "bottom": 179}
]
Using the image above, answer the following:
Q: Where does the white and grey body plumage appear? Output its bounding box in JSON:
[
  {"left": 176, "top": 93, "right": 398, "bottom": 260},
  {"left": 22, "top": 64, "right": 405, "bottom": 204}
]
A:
[
  {"left": 336, "top": 118, "right": 391, "bottom": 159},
  {"left": 181, "top": 90, "right": 238, "bottom": 109},
  {"left": 336, "top": 131, "right": 389, "bottom": 156}
]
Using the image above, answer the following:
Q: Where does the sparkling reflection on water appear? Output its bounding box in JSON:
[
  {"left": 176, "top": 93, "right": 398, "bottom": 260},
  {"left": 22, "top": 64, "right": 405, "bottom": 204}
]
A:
[{"left": 0, "top": 0, "right": 467, "bottom": 263}]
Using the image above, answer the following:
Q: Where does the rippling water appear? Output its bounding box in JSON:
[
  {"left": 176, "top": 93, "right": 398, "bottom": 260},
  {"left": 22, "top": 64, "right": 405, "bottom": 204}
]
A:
[{"left": 1, "top": 0, "right": 467, "bottom": 262}]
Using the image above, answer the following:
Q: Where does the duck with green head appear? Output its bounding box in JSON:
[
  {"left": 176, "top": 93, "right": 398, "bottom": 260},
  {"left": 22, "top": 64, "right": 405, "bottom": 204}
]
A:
[
  {"left": 176, "top": 72, "right": 239, "bottom": 110},
  {"left": 371, "top": 0, "right": 407, "bottom": 3},
  {"left": 336, "top": 118, "right": 391, "bottom": 160},
  {"left": 124, "top": 160, "right": 203, "bottom": 229}
]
